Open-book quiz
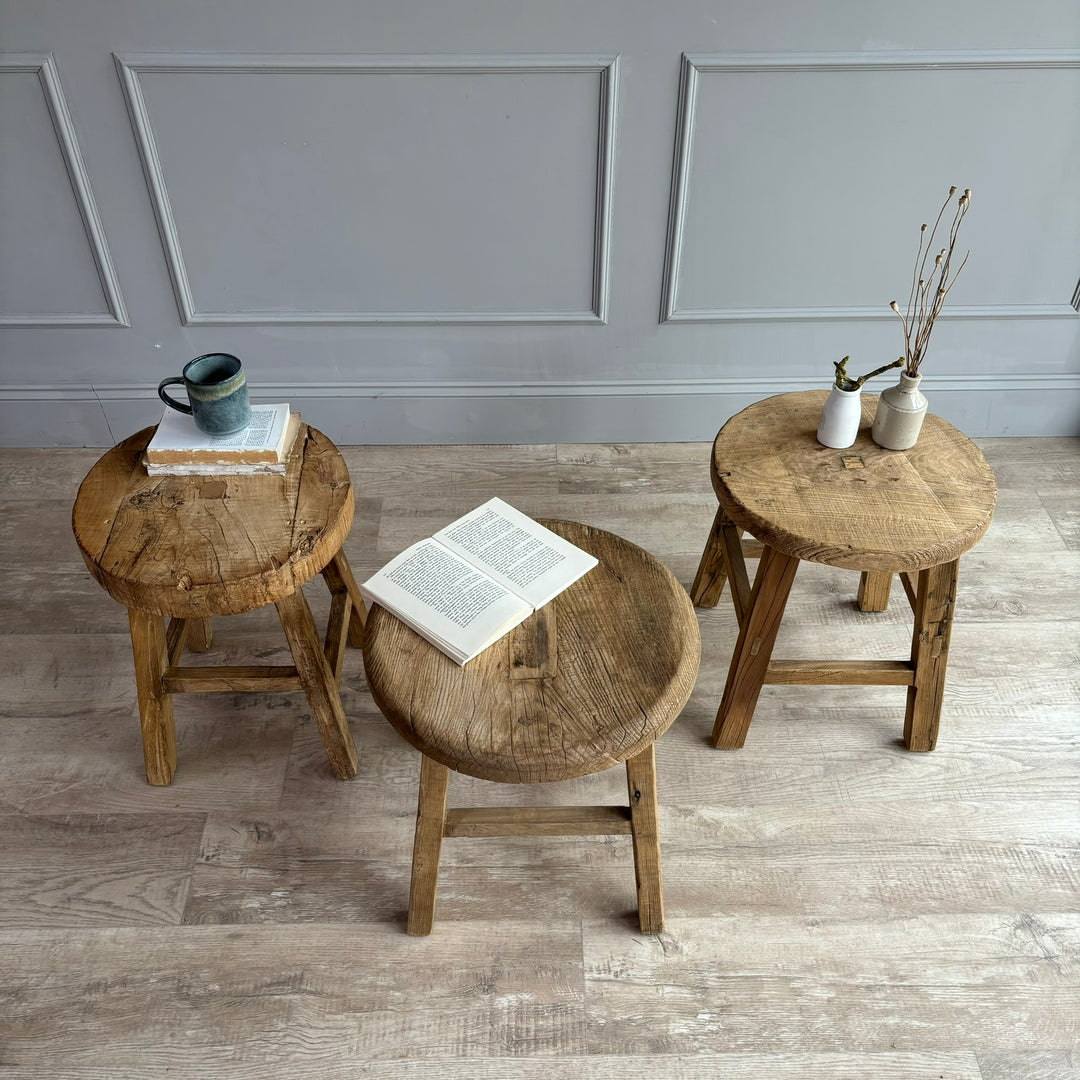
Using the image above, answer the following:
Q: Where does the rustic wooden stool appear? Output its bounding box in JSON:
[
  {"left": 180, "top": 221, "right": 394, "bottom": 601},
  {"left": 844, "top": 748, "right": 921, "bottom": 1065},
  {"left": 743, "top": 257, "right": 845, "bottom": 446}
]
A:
[
  {"left": 690, "top": 390, "right": 996, "bottom": 752},
  {"left": 363, "top": 521, "right": 700, "bottom": 935},
  {"left": 72, "top": 424, "right": 365, "bottom": 784}
]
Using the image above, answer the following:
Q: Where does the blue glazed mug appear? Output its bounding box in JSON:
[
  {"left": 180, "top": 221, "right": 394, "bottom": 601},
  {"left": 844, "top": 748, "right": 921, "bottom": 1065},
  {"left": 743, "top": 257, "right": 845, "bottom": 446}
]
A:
[{"left": 158, "top": 353, "right": 251, "bottom": 436}]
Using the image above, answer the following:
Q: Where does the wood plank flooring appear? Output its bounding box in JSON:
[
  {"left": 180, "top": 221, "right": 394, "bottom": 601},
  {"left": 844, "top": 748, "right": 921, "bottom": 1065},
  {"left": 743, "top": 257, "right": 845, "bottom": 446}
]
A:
[{"left": 0, "top": 437, "right": 1077, "bottom": 1079}]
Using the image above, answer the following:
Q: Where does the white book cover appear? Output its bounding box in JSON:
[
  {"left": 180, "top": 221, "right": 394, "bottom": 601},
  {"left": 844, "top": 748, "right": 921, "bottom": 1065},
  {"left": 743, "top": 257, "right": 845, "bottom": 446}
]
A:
[{"left": 147, "top": 403, "right": 292, "bottom": 463}]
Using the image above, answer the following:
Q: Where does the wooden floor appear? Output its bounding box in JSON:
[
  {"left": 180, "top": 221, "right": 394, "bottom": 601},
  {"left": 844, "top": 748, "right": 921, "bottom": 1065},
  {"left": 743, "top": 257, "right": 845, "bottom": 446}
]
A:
[{"left": 1, "top": 437, "right": 1077, "bottom": 1079}]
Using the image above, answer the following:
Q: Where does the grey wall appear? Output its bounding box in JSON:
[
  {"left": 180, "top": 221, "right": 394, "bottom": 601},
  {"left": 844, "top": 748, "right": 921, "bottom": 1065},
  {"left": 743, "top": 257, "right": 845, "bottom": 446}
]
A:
[{"left": 1, "top": 0, "right": 1078, "bottom": 447}]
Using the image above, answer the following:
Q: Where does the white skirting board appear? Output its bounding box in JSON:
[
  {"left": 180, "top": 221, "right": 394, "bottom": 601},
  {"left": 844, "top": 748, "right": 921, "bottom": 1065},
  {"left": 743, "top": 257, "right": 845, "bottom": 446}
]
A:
[{"left": 1, "top": 376, "right": 1078, "bottom": 447}]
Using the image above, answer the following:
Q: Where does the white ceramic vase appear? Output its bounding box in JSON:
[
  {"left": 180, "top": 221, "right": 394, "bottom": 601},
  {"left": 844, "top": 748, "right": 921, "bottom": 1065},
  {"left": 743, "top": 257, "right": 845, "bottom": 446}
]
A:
[
  {"left": 872, "top": 371, "right": 928, "bottom": 450},
  {"left": 816, "top": 385, "right": 862, "bottom": 449}
]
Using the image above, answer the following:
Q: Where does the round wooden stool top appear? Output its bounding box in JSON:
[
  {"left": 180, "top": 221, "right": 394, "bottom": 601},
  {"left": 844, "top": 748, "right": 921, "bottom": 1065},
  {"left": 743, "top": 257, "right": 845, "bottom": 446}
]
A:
[
  {"left": 363, "top": 521, "right": 701, "bottom": 784},
  {"left": 73, "top": 424, "right": 354, "bottom": 618},
  {"left": 711, "top": 390, "right": 997, "bottom": 574}
]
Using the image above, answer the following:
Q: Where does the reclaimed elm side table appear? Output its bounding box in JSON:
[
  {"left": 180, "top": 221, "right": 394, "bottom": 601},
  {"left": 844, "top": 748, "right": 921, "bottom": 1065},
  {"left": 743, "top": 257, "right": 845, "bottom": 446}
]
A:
[
  {"left": 72, "top": 424, "right": 365, "bottom": 784},
  {"left": 690, "top": 390, "right": 997, "bottom": 752},
  {"left": 362, "top": 520, "right": 701, "bottom": 935}
]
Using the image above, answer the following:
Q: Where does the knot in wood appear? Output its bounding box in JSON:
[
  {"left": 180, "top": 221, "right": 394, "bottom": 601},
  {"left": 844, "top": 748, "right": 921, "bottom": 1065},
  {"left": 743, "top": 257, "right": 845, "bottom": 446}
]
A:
[
  {"left": 130, "top": 489, "right": 185, "bottom": 511},
  {"left": 176, "top": 571, "right": 193, "bottom": 592}
]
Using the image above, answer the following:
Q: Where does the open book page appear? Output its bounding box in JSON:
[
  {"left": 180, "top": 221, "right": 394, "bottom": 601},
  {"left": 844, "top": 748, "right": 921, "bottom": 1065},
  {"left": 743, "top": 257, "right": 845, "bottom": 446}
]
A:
[
  {"left": 434, "top": 497, "right": 598, "bottom": 609},
  {"left": 359, "top": 538, "right": 533, "bottom": 665}
]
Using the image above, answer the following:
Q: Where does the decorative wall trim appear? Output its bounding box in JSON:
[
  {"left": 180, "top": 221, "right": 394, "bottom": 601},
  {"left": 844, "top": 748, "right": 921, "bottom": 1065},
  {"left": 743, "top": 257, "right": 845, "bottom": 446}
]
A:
[
  {"left": 4, "top": 372, "right": 1077, "bottom": 444},
  {"left": 664, "top": 305, "right": 1079, "bottom": 324},
  {"left": 113, "top": 52, "right": 619, "bottom": 326},
  {"left": 272, "top": 372, "right": 1080, "bottom": 396},
  {"left": 661, "top": 50, "right": 1080, "bottom": 325},
  {"left": 6, "top": 371, "right": 1074, "bottom": 401},
  {"left": 0, "top": 54, "right": 128, "bottom": 327}
]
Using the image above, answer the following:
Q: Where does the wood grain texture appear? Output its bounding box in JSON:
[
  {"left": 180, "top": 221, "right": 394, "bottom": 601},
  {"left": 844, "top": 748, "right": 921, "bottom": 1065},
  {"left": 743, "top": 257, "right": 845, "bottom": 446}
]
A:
[
  {"left": 1, "top": 435, "right": 1077, "bottom": 1074},
  {"left": 364, "top": 520, "right": 700, "bottom": 783},
  {"left": 763, "top": 659, "right": 914, "bottom": 685},
  {"left": 720, "top": 516, "right": 754, "bottom": 625},
  {"left": 127, "top": 608, "right": 176, "bottom": 785},
  {"left": 160, "top": 665, "right": 303, "bottom": 692},
  {"left": 181, "top": 792, "right": 1080, "bottom": 926},
  {"left": 187, "top": 616, "right": 214, "bottom": 652},
  {"left": 977, "top": 1050, "right": 1080, "bottom": 1080},
  {"left": 71, "top": 427, "right": 362, "bottom": 784},
  {"left": 0, "top": 1053, "right": 990, "bottom": 1079},
  {"left": 275, "top": 587, "right": 358, "bottom": 780},
  {"left": 905, "top": 560, "right": 959, "bottom": 751},
  {"left": 0, "top": 922, "right": 588, "bottom": 1066},
  {"left": 703, "top": 393, "right": 996, "bottom": 751},
  {"left": 584, "top": 913, "right": 1080, "bottom": 1054},
  {"left": 689, "top": 506, "right": 728, "bottom": 606},
  {"left": 321, "top": 548, "right": 367, "bottom": 643},
  {"left": 625, "top": 743, "right": 664, "bottom": 934},
  {"left": 712, "top": 544, "right": 800, "bottom": 749},
  {"left": 407, "top": 754, "right": 450, "bottom": 935},
  {"left": 368, "top": 521, "right": 699, "bottom": 933},
  {"left": 0, "top": 812, "right": 204, "bottom": 927},
  {"left": 72, "top": 425, "right": 355, "bottom": 618},
  {"left": 443, "top": 805, "right": 633, "bottom": 837},
  {"left": 900, "top": 570, "right": 919, "bottom": 611},
  {"left": 710, "top": 391, "right": 997, "bottom": 573},
  {"left": 857, "top": 570, "right": 893, "bottom": 612}
]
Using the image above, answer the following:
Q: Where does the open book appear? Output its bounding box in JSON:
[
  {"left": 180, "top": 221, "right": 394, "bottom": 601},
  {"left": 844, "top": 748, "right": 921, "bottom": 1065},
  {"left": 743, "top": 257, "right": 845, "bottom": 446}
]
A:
[{"left": 360, "top": 498, "right": 598, "bottom": 665}]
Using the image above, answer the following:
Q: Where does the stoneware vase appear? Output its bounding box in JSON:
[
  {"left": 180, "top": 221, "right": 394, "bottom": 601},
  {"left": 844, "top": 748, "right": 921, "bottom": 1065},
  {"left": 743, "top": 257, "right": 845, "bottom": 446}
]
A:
[
  {"left": 872, "top": 371, "right": 928, "bottom": 450},
  {"left": 816, "top": 384, "right": 863, "bottom": 449}
]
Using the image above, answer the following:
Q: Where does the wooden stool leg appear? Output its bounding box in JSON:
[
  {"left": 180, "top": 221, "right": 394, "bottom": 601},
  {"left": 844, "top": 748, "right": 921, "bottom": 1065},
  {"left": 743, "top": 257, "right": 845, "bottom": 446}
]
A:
[
  {"left": 127, "top": 609, "right": 177, "bottom": 786},
  {"left": 186, "top": 617, "right": 214, "bottom": 652},
  {"left": 857, "top": 571, "right": 893, "bottom": 612},
  {"left": 690, "top": 506, "right": 729, "bottom": 607},
  {"left": 905, "top": 560, "right": 958, "bottom": 752},
  {"left": 408, "top": 755, "right": 450, "bottom": 935},
  {"left": 719, "top": 514, "right": 752, "bottom": 628},
  {"left": 275, "top": 588, "right": 359, "bottom": 780},
  {"left": 712, "top": 545, "right": 800, "bottom": 749},
  {"left": 625, "top": 744, "right": 664, "bottom": 934},
  {"left": 322, "top": 549, "right": 366, "bottom": 645},
  {"left": 322, "top": 588, "right": 351, "bottom": 688},
  {"left": 319, "top": 561, "right": 352, "bottom": 688}
]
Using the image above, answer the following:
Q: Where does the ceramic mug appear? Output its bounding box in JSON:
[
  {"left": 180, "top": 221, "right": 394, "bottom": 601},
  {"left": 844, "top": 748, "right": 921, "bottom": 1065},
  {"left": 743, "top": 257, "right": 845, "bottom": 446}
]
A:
[{"left": 158, "top": 353, "right": 251, "bottom": 436}]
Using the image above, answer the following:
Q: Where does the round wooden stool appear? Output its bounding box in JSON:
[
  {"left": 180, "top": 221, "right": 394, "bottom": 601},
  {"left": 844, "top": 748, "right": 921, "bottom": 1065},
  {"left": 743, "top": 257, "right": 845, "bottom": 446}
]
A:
[
  {"left": 73, "top": 424, "right": 366, "bottom": 785},
  {"left": 363, "top": 520, "right": 701, "bottom": 935},
  {"left": 690, "top": 390, "right": 997, "bottom": 751}
]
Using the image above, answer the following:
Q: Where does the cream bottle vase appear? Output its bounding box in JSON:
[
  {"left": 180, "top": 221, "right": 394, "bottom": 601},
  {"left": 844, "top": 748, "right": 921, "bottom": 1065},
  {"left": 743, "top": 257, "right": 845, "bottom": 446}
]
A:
[
  {"left": 816, "top": 385, "right": 862, "bottom": 449},
  {"left": 872, "top": 371, "right": 928, "bottom": 450}
]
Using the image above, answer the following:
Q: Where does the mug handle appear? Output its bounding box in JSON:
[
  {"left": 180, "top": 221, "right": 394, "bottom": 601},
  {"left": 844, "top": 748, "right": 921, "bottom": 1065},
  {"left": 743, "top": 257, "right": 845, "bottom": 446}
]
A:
[{"left": 157, "top": 377, "right": 193, "bottom": 414}]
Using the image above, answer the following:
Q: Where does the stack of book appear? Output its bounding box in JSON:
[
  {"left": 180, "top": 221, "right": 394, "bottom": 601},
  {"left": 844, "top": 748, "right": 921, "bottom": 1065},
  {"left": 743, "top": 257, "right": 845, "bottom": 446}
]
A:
[{"left": 145, "top": 402, "right": 301, "bottom": 476}]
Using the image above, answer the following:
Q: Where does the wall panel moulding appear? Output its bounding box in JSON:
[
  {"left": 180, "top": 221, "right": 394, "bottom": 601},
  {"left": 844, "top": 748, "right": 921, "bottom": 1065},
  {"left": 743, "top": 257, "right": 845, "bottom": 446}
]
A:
[
  {"left": 0, "top": 53, "right": 128, "bottom": 327},
  {"left": 114, "top": 52, "right": 619, "bottom": 326},
  {"left": 660, "top": 50, "right": 1080, "bottom": 325}
]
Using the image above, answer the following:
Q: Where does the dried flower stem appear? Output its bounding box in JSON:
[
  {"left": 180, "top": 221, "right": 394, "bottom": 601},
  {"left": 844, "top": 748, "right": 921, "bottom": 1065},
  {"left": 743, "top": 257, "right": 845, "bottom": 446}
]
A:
[{"left": 890, "top": 186, "right": 972, "bottom": 378}]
